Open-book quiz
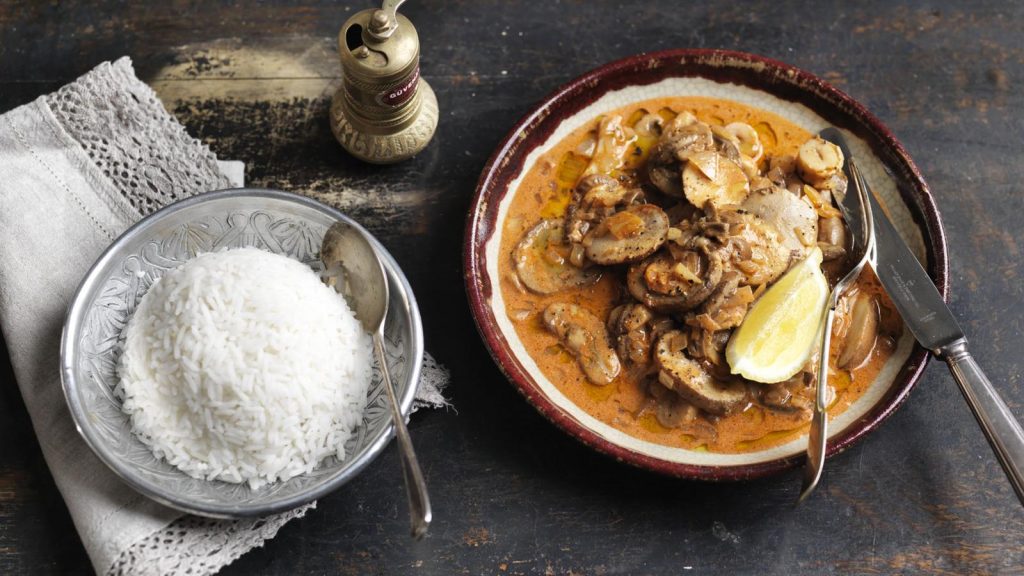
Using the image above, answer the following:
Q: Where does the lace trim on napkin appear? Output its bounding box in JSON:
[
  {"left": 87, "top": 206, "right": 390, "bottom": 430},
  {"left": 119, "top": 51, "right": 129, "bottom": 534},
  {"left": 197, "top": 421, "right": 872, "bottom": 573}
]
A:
[
  {"left": 108, "top": 505, "right": 314, "bottom": 576},
  {"left": 43, "top": 58, "right": 231, "bottom": 217},
  {"left": 413, "top": 352, "right": 452, "bottom": 412}
]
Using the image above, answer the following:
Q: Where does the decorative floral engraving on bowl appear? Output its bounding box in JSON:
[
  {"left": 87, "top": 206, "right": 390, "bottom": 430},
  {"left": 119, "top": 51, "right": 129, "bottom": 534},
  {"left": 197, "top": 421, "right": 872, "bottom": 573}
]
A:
[{"left": 64, "top": 190, "right": 422, "bottom": 517}]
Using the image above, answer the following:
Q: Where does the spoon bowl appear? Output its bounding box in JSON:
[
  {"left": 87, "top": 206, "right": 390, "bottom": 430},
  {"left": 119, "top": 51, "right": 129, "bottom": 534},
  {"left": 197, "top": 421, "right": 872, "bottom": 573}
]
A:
[
  {"left": 322, "top": 222, "right": 390, "bottom": 334},
  {"left": 321, "top": 221, "right": 432, "bottom": 539}
]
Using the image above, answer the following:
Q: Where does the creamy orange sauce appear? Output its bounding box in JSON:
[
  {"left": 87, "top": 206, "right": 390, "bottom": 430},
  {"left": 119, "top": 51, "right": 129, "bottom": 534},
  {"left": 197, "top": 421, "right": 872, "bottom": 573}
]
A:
[{"left": 499, "top": 97, "right": 899, "bottom": 453}]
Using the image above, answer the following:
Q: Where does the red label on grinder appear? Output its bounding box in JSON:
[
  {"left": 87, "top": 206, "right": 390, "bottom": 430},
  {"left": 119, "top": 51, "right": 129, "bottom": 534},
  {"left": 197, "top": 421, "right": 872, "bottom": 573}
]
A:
[{"left": 377, "top": 66, "right": 420, "bottom": 107}]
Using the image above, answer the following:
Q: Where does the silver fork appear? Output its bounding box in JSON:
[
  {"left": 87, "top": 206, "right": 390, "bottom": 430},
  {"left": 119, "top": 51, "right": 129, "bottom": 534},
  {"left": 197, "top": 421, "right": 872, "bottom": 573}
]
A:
[{"left": 798, "top": 128, "right": 877, "bottom": 502}]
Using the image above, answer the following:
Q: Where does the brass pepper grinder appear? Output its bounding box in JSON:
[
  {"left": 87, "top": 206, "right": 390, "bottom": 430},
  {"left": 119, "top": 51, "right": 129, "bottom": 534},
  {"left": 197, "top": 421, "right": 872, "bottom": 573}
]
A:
[{"left": 330, "top": 0, "right": 438, "bottom": 164}]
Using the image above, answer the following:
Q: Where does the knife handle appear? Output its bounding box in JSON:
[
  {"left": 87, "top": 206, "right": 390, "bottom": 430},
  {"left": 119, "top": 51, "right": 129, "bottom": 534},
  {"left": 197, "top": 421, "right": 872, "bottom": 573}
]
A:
[{"left": 941, "top": 339, "right": 1024, "bottom": 506}]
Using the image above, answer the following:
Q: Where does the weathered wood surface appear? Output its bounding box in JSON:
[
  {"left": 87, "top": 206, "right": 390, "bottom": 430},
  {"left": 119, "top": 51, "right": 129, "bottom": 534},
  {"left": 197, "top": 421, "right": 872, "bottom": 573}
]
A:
[{"left": 2, "top": 0, "right": 1024, "bottom": 574}]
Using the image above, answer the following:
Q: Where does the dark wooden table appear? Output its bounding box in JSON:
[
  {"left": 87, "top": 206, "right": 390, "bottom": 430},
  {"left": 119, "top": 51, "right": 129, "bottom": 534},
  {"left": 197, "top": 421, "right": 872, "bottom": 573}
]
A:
[{"left": 3, "top": 1, "right": 1024, "bottom": 574}]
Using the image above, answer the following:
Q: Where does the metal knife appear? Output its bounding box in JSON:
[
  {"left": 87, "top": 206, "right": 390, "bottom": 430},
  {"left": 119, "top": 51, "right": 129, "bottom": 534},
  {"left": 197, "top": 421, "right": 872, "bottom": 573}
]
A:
[{"left": 822, "top": 128, "right": 1024, "bottom": 506}]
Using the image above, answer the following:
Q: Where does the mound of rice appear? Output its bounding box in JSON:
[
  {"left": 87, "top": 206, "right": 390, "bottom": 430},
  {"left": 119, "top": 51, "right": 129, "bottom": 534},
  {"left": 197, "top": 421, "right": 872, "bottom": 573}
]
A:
[{"left": 117, "top": 247, "right": 373, "bottom": 489}]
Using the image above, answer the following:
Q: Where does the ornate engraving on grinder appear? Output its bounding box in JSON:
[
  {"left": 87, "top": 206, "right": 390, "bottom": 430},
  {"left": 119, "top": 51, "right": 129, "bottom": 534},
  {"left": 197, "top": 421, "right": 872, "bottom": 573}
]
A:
[
  {"left": 330, "top": 0, "right": 438, "bottom": 164},
  {"left": 330, "top": 82, "right": 438, "bottom": 163}
]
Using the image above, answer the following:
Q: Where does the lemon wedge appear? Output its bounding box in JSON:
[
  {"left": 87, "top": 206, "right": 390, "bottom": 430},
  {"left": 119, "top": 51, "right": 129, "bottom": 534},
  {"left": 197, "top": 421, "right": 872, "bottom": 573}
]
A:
[{"left": 726, "top": 246, "right": 828, "bottom": 383}]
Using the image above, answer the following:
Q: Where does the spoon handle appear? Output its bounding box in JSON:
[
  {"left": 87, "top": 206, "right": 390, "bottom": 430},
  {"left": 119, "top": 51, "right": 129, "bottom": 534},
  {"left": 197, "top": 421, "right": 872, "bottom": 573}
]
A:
[
  {"left": 799, "top": 304, "right": 835, "bottom": 502},
  {"left": 375, "top": 334, "right": 433, "bottom": 539}
]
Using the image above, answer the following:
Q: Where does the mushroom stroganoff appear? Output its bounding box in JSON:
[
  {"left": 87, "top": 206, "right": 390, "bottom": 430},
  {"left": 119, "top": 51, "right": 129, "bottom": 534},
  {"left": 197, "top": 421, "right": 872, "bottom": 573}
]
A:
[{"left": 499, "top": 97, "right": 903, "bottom": 453}]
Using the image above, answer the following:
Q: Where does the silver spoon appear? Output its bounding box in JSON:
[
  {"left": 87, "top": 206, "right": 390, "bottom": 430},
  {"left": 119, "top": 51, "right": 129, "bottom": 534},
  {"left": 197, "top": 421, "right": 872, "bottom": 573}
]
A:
[
  {"left": 321, "top": 221, "right": 432, "bottom": 539},
  {"left": 799, "top": 133, "right": 876, "bottom": 503}
]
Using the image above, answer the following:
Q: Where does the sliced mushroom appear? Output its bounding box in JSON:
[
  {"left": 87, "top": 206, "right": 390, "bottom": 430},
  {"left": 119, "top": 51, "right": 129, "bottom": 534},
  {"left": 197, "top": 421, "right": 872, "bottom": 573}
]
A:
[
  {"left": 608, "top": 303, "right": 653, "bottom": 364},
  {"left": 514, "top": 220, "right": 601, "bottom": 294},
  {"left": 647, "top": 380, "right": 719, "bottom": 437},
  {"left": 656, "top": 395, "right": 701, "bottom": 428},
  {"left": 749, "top": 175, "right": 775, "bottom": 194},
  {"left": 631, "top": 112, "right": 664, "bottom": 138},
  {"left": 760, "top": 374, "right": 827, "bottom": 419},
  {"left": 839, "top": 291, "right": 879, "bottom": 369},
  {"left": 715, "top": 208, "right": 792, "bottom": 286},
  {"left": 608, "top": 302, "right": 672, "bottom": 365},
  {"left": 768, "top": 154, "right": 796, "bottom": 184},
  {"left": 687, "top": 325, "right": 732, "bottom": 367},
  {"left": 796, "top": 136, "right": 844, "bottom": 185},
  {"left": 761, "top": 382, "right": 794, "bottom": 410},
  {"left": 543, "top": 303, "right": 621, "bottom": 385},
  {"left": 647, "top": 152, "right": 683, "bottom": 197},
  {"left": 682, "top": 151, "right": 750, "bottom": 209},
  {"left": 700, "top": 271, "right": 754, "bottom": 330},
  {"left": 661, "top": 112, "right": 714, "bottom": 159},
  {"left": 582, "top": 114, "right": 637, "bottom": 178},
  {"left": 817, "top": 215, "right": 847, "bottom": 261},
  {"left": 701, "top": 271, "right": 741, "bottom": 319},
  {"left": 818, "top": 171, "right": 849, "bottom": 202},
  {"left": 582, "top": 204, "right": 669, "bottom": 265},
  {"left": 654, "top": 330, "right": 746, "bottom": 415},
  {"left": 818, "top": 214, "right": 845, "bottom": 246},
  {"left": 722, "top": 122, "right": 764, "bottom": 165},
  {"left": 711, "top": 127, "right": 743, "bottom": 163},
  {"left": 626, "top": 249, "right": 724, "bottom": 313},
  {"left": 741, "top": 186, "right": 818, "bottom": 256},
  {"left": 646, "top": 112, "right": 714, "bottom": 196},
  {"left": 564, "top": 174, "right": 640, "bottom": 244}
]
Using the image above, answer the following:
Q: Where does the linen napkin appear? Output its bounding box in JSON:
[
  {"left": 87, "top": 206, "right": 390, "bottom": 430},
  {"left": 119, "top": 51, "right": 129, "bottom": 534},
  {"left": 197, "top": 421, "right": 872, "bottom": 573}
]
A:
[{"left": 0, "top": 57, "right": 448, "bottom": 575}]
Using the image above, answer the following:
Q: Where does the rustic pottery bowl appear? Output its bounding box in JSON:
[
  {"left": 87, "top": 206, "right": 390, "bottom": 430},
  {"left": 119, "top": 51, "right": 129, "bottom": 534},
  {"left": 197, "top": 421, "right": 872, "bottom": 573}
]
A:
[
  {"left": 464, "top": 49, "right": 947, "bottom": 480},
  {"left": 61, "top": 188, "right": 423, "bottom": 517}
]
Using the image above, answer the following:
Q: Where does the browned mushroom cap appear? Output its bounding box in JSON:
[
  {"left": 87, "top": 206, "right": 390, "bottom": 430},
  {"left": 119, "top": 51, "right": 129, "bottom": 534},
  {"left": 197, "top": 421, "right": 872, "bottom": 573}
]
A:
[
  {"left": 608, "top": 303, "right": 653, "bottom": 364},
  {"left": 543, "top": 303, "right": 621, "bottom": 385},
  {"left": 647, "top": 153, "right": 683, "bottom": 197},
  {"left": 514, "top": 219, "right": 601, "bottom": 294},
  {"left": 582, "top": 204, "right": 669, "bottom": 265},
  {"left": 626, "top": 248, "right": 724, "bottom": 313},
  {"left": 661, "top": 112, "right": 714, "bottom": 158},
  {"left": 646, "top": 113, "right": 714, "bottom": 197},
  {"left": 564, "top": 174, "right": 637, "bottom": 244},
  {"left": 700, "top": 272, "right": 740, "bottom": 320},
  {"left": 698, "top": 271, "right": 755, "bottom": 331},
  {"left": 654, "top": 330, "right": 747, "bottom": 415},
  {"left": 607, "top": 302, "right": 672, "bottom": 365}
]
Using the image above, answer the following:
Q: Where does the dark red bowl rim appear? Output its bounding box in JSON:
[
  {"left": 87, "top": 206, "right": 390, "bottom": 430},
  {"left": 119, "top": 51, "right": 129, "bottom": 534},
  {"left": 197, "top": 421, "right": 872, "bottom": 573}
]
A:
[{"left": 463, "top": 49, "right": 947, "bottom": 481}]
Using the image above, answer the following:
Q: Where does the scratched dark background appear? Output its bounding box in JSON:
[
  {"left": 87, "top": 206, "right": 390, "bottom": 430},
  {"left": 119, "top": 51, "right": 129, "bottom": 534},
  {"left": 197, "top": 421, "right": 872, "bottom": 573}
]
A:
[{"left": 2, "top": 0, "right": 1023, "bottom": 574}]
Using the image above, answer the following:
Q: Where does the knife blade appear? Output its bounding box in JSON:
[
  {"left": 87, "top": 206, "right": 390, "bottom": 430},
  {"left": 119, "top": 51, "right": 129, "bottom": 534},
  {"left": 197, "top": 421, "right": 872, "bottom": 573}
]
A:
[
  {"left": 820, "top": 127, "right": 1024, "bottom": 506},
  {"left": 820, "top": 128, "right": 964, "bottom": 353}
]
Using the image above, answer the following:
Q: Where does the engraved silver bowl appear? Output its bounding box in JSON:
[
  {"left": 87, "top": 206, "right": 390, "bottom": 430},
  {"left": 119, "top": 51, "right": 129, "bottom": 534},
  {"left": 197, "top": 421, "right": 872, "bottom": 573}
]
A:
[{"left": 60, "top": 188, "right": 423, "bottom": 518}]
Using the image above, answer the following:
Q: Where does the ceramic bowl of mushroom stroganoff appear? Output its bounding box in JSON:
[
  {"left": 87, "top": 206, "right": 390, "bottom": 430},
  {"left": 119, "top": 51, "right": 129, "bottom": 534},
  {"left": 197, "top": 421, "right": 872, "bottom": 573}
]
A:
[{"left": 465, "top": 50, "right": 948, "bottom": 479}]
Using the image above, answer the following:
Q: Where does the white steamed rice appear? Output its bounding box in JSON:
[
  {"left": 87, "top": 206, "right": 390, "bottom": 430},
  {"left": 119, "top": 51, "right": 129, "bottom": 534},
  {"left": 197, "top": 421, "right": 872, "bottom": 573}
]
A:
[{"left": 117, "top": 247, "right": 373, "bottom": 489}]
